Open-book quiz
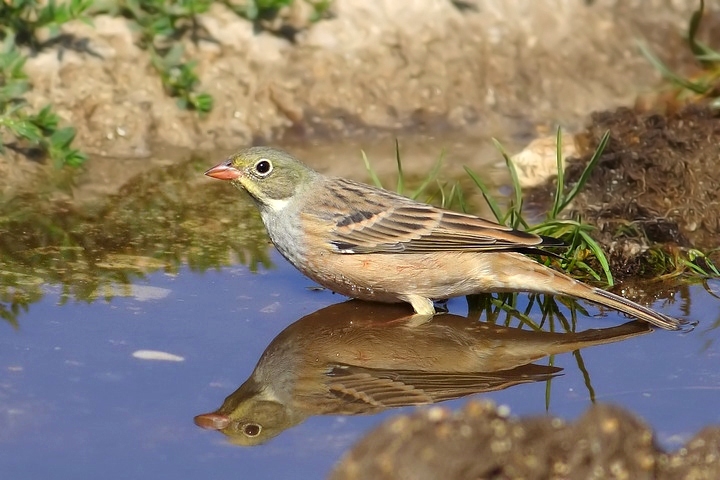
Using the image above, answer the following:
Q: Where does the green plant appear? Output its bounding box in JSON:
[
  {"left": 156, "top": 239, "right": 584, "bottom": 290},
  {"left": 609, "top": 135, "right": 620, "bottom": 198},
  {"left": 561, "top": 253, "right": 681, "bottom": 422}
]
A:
[
  {"left": 230, "top": 0, "right": 332, "bottom": 23},
  {"left": 108, "top": 0, "right": 332, "bottom": 112},
  {"left": 109, "top": 0, "right": 215, "bottom": 112},
  {"left": 362, "top": 139, "right": 471, "bottom": 214},
  {"left": 0, "top": 0, "right": 93, "bottom": 48},
  {"left": 0, "top": 0, "right": 91, "bottom": 166},
  {"left": 0, "top": 0, "right": 335, "bottom": 161},
  {"left": 468, "top": 130, "right": 720, "bottom": 284},
  {"left": 466, "top": 129, "right": 614, "bottom": 285},
  {"left": 363, "top": 134, "right": 612, "bottom": 284},
  {"left": 240, "top": 0, "right": 293, "bottom": 20},
  {"left": 362, "top": 140, "right": 450, "bottom": 203},
  {"left": 638, "top": 0, "right": 720, "bottom": 108},
  {"left": 0, "top": 34, "right": 86, "bottom": 166}
]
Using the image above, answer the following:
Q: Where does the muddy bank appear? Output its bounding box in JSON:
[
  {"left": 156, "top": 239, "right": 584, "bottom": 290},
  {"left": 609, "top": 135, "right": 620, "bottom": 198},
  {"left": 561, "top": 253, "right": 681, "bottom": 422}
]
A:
[
  {"left": 2, "top": 0, "right": 714, "bottom": 194},
  {"left": 550, "top": 104, "right": 720, "bottom": 279},
  {"left": 331, "top": 400, "right": 720, "bottom": 480}
]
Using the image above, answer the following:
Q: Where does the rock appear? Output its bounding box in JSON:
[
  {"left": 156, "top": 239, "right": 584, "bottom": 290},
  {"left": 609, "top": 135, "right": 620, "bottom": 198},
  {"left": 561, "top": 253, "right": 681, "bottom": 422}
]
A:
[{"left": 331, "top": 400, "right": 720, "bottom": 480}]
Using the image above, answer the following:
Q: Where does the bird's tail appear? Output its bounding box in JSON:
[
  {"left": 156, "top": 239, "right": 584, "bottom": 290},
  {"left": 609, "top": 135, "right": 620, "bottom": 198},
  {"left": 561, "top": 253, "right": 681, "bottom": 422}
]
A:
[
  {"left": 578, "top": 286, "right": 694, "bottom": 332},
  {"left": 498, "top": 252, "right": 695, "bottom": 332}
]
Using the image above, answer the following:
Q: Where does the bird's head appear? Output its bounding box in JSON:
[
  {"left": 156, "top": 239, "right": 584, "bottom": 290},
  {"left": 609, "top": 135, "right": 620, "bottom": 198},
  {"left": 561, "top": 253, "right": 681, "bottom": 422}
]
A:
[
  {"left": 194, "top": 397, "right": 299, "bottom": 446},
  {"left": 205, "top": 147, "right": 317, "bottom": 211}
]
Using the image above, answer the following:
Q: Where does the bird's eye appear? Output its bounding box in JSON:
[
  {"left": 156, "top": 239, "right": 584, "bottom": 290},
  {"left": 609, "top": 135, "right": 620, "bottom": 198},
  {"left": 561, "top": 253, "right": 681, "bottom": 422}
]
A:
[
  {"left": 254, "top": 159, "right": 272, "bottom": 176},
  {"left": 243, "top": 423, "right": 262, "bottom": 437}
]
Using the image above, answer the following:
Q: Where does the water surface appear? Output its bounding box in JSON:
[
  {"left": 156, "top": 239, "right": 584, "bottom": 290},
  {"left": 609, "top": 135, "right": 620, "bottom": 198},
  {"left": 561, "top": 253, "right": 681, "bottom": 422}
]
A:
[{"left": 1, "top": 143, "right": 718, "bottom": 479}]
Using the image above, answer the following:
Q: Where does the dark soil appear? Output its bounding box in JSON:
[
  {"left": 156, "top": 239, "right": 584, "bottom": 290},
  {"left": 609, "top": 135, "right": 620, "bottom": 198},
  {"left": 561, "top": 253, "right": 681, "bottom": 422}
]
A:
[{"left": 539, "top": 104, "right": 720, "bottom": 280}]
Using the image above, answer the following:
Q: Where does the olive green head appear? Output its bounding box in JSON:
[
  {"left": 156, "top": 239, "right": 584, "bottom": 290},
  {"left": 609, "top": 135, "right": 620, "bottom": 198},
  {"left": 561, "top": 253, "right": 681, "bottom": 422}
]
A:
[
  {"left": 205, "top": 147, "right": 318, "bottom": 211},
  {"left": 194, "top": 379, "right": 303, "bottom": 446}
]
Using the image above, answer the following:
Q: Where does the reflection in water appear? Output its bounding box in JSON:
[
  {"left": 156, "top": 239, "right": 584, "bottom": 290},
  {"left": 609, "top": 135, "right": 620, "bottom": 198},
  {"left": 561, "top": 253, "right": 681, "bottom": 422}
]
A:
[
  {"left": 194, "top": 301, "right": 650, "bottom": 446},
  {"left": 0, "top": 156, "right": 270, "bottom": 327}
]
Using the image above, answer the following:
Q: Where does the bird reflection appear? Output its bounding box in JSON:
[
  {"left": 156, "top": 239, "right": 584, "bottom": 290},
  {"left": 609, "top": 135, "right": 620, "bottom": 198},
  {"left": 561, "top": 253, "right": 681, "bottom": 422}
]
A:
[{"left": 194, "top": 301, "right": 650, "bottom": 446}]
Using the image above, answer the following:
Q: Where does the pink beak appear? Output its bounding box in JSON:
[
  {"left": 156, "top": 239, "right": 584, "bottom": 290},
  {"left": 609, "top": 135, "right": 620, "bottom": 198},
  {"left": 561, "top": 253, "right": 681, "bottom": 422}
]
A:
[
  {"left": 194, "top": 412, "right": 231, "bottom": 430},
  {"left": 205, "top": 161, "right": 242, "bottom": 180}
]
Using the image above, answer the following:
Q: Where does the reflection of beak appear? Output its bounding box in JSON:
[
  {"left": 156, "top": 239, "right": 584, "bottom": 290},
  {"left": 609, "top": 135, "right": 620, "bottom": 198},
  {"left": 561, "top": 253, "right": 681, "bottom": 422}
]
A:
[
  {"left": 194, "top": 412, "right": 231, "bottom": 430},
  {"left": 204, "top": 162, "right": 242, "bottom": 180}
]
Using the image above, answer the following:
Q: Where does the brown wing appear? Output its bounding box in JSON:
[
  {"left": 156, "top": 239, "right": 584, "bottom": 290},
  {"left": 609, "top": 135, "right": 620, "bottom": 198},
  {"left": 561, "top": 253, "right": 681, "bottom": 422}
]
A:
[
  {"left": 314, "top": 178, "right": 558, "bottom": 254},
  {"left": 322, "top": 363, "right": 561, "bottom": 413}
]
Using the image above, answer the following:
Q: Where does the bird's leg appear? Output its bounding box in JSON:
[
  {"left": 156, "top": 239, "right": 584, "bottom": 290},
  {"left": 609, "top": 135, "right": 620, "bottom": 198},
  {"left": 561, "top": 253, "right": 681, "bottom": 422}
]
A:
[
  {"left": 400, "top": 294, "right": 436, "bottom": 327},
  {"left": 403, "top": 294, "right": 436, "bottom": 315}
]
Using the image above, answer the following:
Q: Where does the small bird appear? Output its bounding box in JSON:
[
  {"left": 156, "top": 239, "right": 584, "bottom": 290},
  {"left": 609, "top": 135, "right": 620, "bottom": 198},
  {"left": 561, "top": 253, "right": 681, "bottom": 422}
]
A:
[
  {"left": 205, "top": 146, "right": 688, "bottom": 331},
  {"left": 194, "top": 301, "right": 650, "bottom": 445}
]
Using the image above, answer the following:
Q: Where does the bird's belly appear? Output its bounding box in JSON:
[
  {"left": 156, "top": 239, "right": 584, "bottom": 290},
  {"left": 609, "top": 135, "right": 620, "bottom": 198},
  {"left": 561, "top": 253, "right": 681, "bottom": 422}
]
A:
[{"left": 301, "top": 251, "right": 499, "bottom": 302}]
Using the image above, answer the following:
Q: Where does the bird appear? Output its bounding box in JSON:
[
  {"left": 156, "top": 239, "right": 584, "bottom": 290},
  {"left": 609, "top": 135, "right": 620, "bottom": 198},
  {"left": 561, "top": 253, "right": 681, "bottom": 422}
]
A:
[
  {"left": 193, "top": 301, "right": 650, "bottom": 445},
  {"left": 204, "top": 146, "right": 689, "bottom": 331}
]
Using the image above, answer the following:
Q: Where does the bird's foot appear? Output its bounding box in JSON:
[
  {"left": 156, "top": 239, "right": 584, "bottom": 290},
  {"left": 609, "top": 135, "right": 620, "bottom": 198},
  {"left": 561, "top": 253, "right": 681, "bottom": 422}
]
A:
[{"left": 404, "top": 295, "right": 436, "bottom": 316}]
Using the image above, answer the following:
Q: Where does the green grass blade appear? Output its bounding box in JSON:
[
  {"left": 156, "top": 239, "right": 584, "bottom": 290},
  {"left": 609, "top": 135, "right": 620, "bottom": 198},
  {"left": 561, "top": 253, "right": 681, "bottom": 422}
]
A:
[
  {"left": 558, "top": 131, "right": 610, "bottom": 213},
  {"left": 576, "top": 261, "right": 602, "bottom": 282},
  {"left": 464, "top": 166, "right": 504, "bottom": 223},
  {"left": 578, "top": 229, "right": 613, "bottom": 285},
  {"left": 394, "top": 139, "right": 404, "bottom": 195},
  {"left": 697, "top": 50, "right": 720, "bottom": 62},
  {"left": 545, "top": 358, "right": 554, "bottom": 411},
  {"left": 550, "top": 127, "right": 564, "bottom": 219},
  {"left": 454, "top": 182, "right": 469, "bottom": 213},
  {"left": 361, "top": 150, "right": 383, "bottom": 188},
  {"left": 637, "top": 41, "right": 709, "bottom": 94},
  {"left": 688, "top": 0, "right": 707, "bottom": 61},
  {"left": 411, "top": 150, "right": 445, "bottom": 200},
  {"left": 489, "top": 297, "right": 542, "bottom": 330},
  {"left": 492, "top": 138, "right": 523, "bottom": 220},
  {"left": 573, "top": 349, "right": 596, "bottom": 403}
]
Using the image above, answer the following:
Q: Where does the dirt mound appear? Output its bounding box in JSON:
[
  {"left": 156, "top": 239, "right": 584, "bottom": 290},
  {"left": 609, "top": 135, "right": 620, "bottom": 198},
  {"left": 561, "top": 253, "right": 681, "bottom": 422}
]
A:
[{"left": 563, "top": 104, "right": 720, "bottom": 278}]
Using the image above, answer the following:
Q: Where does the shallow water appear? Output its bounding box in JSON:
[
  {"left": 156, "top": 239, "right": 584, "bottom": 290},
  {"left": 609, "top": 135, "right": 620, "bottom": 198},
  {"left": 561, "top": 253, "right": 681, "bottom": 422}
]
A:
[{"left": 1, "top": 144, "right": 719, "bottom": 479}]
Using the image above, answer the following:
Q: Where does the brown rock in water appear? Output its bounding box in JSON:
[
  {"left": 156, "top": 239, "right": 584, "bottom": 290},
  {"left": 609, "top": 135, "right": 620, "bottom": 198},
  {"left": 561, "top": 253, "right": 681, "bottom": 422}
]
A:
[{"left": 331, "top": 400, "right": 720, "bottom": 480}]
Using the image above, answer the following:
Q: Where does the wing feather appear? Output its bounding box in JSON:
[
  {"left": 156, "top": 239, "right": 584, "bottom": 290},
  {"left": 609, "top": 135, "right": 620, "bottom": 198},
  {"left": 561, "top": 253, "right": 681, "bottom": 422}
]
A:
[
  {"left": 323, "top": 363, "right": 561, "bottom": 411},
  {"left": 313, "top": 178, "right": 559, "bottom": 254}
]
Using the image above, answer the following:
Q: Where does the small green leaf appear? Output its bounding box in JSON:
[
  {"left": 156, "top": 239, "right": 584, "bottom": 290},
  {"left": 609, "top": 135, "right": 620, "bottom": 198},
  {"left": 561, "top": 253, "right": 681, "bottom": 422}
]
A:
[
  {"left": 192, "top": 92, "right": 214, "bottom": 112},
  {"left": 49, "top": 126, "right": 77, "bottom": 149},
  {"left": 10, "top": 120, "right": 43, "bottom": 142}
]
